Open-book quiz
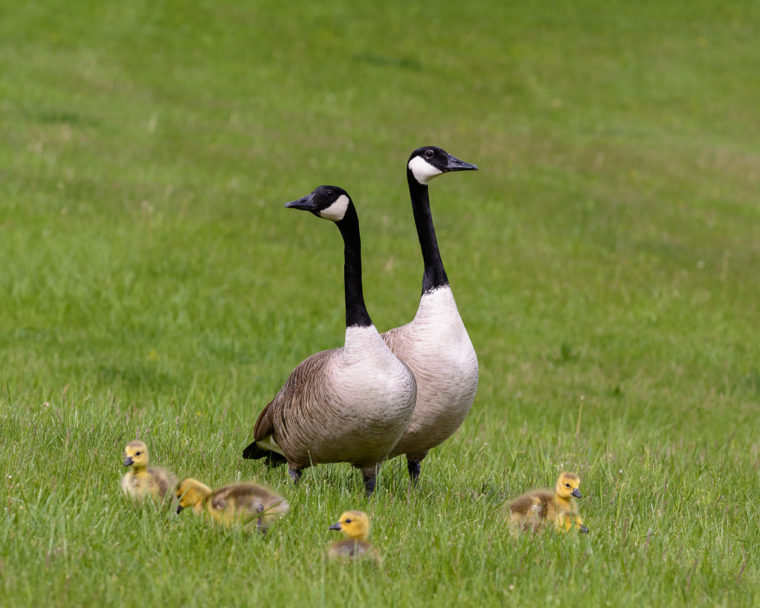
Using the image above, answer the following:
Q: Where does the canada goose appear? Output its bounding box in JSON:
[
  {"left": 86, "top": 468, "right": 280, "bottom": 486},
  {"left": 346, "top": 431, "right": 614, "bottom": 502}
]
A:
[
  {"left": 382, "top": 146, "right": 479, "bottom": 483},
  {"left": 507, "top": 472, "right": 589, "bottom": 533},
  {"left": 120, "top": 440, "right": 177, "bottom": 503},
  {"left": 174, "top": 478, "right": 289, "bottom": 531},
  {"left": 242, "top": 185, "right": 417, "bottom": 496},
  {"left": 328, "top": 510, "right": 381, "bottom": 561}
]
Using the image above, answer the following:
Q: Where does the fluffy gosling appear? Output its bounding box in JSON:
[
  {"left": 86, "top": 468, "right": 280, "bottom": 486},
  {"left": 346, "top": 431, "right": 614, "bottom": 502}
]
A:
[
  {"left": 121, "top": 440, "right": 177, "bottom": 504},
  {"left": 174, "top": 478, "right": 289, "bottom": 532},
  {"left": 328, "top": 510, "right": 381, "bottom": 562},
  {"left": 508, "top": 472, "right": 589, "bottom": 534}
]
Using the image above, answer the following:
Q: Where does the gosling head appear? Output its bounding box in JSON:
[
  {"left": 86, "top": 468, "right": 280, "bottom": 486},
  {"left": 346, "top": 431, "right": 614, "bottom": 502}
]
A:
[
  {"left": 407, "top": 145, "right": 478, "bottom": 186},
  {"left": 328, "top": 510, "right": 371, "bottom": 541},
  {"left": 285, "top": 185, "right": 354, "bottom": 223},
  {"left": 556, "top": 472, "right": 582, "bottom": 499},
  {"left": 123, "top": 440, "right": 149, "bottom": 469},
  {"left": 174, "top": 478, "right": 212, "bottom": 514}
]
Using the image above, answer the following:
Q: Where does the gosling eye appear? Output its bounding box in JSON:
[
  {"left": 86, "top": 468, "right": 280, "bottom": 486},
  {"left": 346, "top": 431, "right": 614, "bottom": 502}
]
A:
[
  {"left": 424, "top": 149, "right": 434, "bottom": 159},
  {"left": 565, "top": 483, "right": 571, "bottom": 488},
  {"left": 135, "top": 451, "right": 142, "bottom": 456},
  {"left": 345, "top": 519, "right": 352, "bottom": 524}
]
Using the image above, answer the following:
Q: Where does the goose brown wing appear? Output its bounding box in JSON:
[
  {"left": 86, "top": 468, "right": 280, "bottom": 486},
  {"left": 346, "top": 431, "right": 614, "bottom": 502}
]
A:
[
  {"left": 254, "top": 348, "right": 339, "bottom": 439},
  {"left": 253, "top": 401, "right": 275, "bottom": 441}
]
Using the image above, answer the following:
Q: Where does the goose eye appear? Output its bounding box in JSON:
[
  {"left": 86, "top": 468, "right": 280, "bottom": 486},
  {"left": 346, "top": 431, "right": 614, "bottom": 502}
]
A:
[
  {"left": 135, "top": 451, "right": 142, "bottom": 456},
  {"left": 424, "top": 149, "right": 434, "bottom": 158},
  {"left": 345, "top": 519, "right": 352, "bottom": 524},
  {"left": 565, "top": 483, "right": 570, "bottom": 488}
]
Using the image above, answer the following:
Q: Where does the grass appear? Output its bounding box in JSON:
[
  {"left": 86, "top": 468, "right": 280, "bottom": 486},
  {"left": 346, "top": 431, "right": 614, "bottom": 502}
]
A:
[{"left": 1, "top": 0, "right": 759, "bottom": 605}]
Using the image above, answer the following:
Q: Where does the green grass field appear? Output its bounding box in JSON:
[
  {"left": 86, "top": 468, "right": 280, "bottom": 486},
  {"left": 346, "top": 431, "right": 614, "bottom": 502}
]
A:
[{"left": 1, "top": 1, "right": 759, "bottom": 605}]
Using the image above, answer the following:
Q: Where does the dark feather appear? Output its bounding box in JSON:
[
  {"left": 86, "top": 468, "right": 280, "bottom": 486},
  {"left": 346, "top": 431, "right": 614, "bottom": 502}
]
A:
[{"left": 241, "top": 441, "right": 287, "bottom": 466}]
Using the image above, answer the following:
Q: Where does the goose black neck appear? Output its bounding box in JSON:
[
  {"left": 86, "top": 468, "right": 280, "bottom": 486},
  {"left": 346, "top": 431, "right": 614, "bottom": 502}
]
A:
[
  {"left": 408, "top": 171, "right": 449, "bottom": 294},
  {"left": 336, "top": 204, "right": 373, "bottom": 328}
]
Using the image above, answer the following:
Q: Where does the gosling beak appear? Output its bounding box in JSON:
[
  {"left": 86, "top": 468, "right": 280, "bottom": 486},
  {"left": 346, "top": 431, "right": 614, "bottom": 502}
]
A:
[
  {"left": 285, "top": 193, "right": 318, "bottom": 212},
  {"left": 580, "top": 525, "right": 589, "bottom": 534},
  {"left": 444, "top": 153, "right": 478, "bottom": 173},
  {"left": 123, "top": 456, "right": 133, "bottom": 467},
  {"left": 328, "top": 522, "right": 342, "bottom": 531},
  {"left": 176, "top": 505, "right": 184, "bottom": 514},
  {"left": 572, "top": 488, "right": 582, "bottom": 499}
]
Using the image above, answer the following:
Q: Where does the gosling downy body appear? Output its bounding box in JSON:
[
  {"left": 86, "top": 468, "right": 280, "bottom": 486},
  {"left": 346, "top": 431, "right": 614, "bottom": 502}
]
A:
[
  {"left": 120, "top": 440, "right": 177, "bottom": 504},
  {"left": 174, "top": 478, "right": 289, "bottom": 531},
  {"left": 382, "top": 146, "right": 479, "bottom": 483},
  {"left": 508, "top": 472, "right": 589, "bottom": 533},
  {"left": 328, "top": 510, "right": 381, "bottom": 562},
  {"left": 242, "top": 186, "right": 417, "bottom": 495}
]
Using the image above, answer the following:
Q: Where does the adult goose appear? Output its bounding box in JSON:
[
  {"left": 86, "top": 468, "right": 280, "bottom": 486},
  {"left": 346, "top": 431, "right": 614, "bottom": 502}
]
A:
[
  {"left": 382, "top": 146, "right": 478, "bottom": 483},
  {"left": 242, "top": 185, "right": 417, "bottom": 496}
]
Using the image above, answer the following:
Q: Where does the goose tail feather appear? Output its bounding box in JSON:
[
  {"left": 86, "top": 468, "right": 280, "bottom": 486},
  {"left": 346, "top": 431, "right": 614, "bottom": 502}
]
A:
[{"left": 242, "top": 441, "right": 288, "bottom": 467}]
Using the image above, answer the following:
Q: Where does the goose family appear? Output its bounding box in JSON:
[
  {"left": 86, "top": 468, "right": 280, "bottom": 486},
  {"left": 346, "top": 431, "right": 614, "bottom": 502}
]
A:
[
  {"left": 120, "top": 440, "right": 177, "bottom": 504},
  {"left": 242, "top": 185, "right": 417, "bottom": 495},
  {"left": 507, "top": 472, "right": 589, "bottom": 533},
  {"left": 174, "top": 478, "right": 290, "bottom": 531},
  {"left": 328, "top": 510, "right": 381, "bottom": 561},
  {"left": 383, "top": 146, "right": 479, "bottom": 483},
  {"left": 113, "top": 156, "right": 595, "bottom": 551}
]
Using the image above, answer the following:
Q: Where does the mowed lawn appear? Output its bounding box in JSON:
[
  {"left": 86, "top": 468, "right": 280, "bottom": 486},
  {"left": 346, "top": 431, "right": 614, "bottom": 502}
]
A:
[{"left": 1, "top": 1, "right": 759, "bottom": 605}]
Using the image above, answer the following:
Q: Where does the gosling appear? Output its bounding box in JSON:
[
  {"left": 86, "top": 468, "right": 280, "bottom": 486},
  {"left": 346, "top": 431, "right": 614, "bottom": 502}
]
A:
[
  {"left": 174, "top": 478, "right": 289, "bottom": 532},
  {"left": 507, "top": 472, "right": 589, "bottom": 534},
  {"left": 121, "top": 440, "right": 177, "bottom": 504},
  {"left": 328, "top": 510, "right": 381, "bottom": 562}
]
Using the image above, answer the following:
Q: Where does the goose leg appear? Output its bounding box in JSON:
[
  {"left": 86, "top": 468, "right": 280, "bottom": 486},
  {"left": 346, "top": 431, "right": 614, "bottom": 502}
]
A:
[
  {"left": 288, "top": 467, "right": 302, "bottom": 485},
  {"left": 407, "top": 459, "right": 421, "bottom": 484},
  {"left": 361, "top": 465, "right": 379, "bottom": 497},
  {"left": 256, "top": 503, "right": 265, "bottom": 535},
  {"left": 406, "top": 451, "right": 428, "bottom": 485}
]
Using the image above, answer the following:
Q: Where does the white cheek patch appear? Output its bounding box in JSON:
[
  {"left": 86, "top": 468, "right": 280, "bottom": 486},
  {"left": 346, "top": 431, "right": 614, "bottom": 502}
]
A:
[
  {"left": 408, "top": 156, "right": 443, "bottom": 185},
  {"left": 318, "top": 194, "right": 350, "bottom": 221}
]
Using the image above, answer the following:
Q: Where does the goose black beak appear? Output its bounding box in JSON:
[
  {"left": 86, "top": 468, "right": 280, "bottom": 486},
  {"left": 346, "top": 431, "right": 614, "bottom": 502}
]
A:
[
  {"left": 328, "top": 522, "right": 342, "bottom": 531},
  {"left": 444, "top": 153, "right": 478, "bottom": 173},
  {"left": 580, "top": 525, "right": 589, "bottom": 534},
  {"left": 176, "top": 505, "right": 184, "bottom": 514},
  {"left": 572, "top": 488, "right": 582, "bottom": 498},
  {"left": 123, "top": 457, "right": 133, "bottom": 467},
  {"left": 285, "top": 194, "right": 318, "bottom": 211}
]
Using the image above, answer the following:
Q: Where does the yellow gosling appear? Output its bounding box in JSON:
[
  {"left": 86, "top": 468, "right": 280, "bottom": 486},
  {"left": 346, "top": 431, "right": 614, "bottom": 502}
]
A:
[
  {"left": 508, "top": 472, "right": 589, "bottom": 534},
  {"left": 120, "top": 440, "right": 177, "bottom": 504},
  {"left": 328, "top": 510, "right": 381, "bottom": 562},
  {"left": 174, "top": 478, "right": 289, "bottom": 532}
]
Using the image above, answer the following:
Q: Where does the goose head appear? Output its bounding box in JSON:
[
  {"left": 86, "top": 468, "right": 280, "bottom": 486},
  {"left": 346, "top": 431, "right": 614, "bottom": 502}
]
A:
[
  {"left": 285, "top": 185, "right": 353, "bottom": 223},
  {"left": 123, "top": 440, "right": 149, "bottom": 469},
  {"left": 174, "top": 477, "right": 213, "bottom": 514},
  {"left": 556, "top": 472, "right": 582, "bottom": 499},
  {"left": 329, "top": 510, "right": 371, "bottom": 541},
  {"left": 407, "top": 146, "right": 478, "bottom": 186}
]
